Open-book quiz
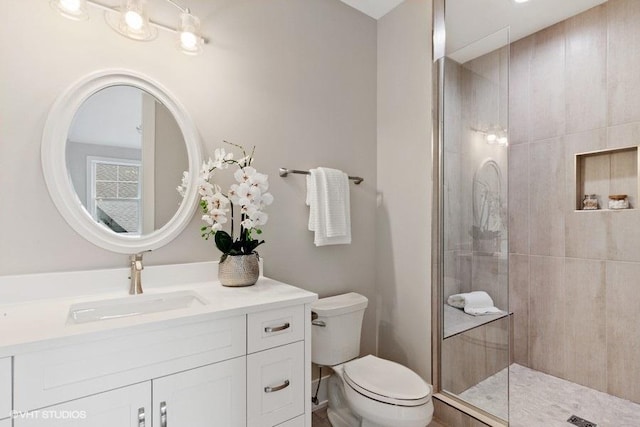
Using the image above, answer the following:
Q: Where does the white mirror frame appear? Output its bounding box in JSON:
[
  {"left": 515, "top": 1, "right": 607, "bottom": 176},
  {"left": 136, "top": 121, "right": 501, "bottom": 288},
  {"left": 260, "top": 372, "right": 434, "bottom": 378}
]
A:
[{"left": 42, "top": 69, "right": 202, "bottom": 254}]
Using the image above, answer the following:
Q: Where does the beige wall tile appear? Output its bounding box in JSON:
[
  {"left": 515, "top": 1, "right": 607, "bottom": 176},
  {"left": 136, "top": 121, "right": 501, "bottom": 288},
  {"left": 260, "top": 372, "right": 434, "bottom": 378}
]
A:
[
  {"left": 442, "top": 326, "right": 487, "bottom": 394},
  {"left": 509, "top": 254, "right": 530, "bottom": 367},
  {"left": 607, "top": 0, "right": 640, "bottom": 125},
  {"left": 509, "top": 37, "right": 533, "bottom": 145},
  {"left": 610, "top": 149, "right": 638, "bottom": 208},
  {"left": 472, "top": 254, "right": 508, "bottom": 311},
  {"left": 484, "top": 316, "right": 510, "bottom": 377},
  {"left": 565, "top": 5, "right": 607, "bottom": 133},
  {"left": 564, "top": 258, "right": 607, "bottom": 392},
  {"left": 529, "top": 256, "right": 566, "bottom": 378},
  {"left": 529, "top": 139, "right": 566, "bottom": 256},
  {"left": 531, "top": 23, "right": 566, "bottom": 141},
  {"left": 564, "top": 129, "right": 607, "bottom": 212},
  {"left": 580, "top": 154, "right": 611, "bottom": 209},
  {"left": 607, "top": 121, "right": 640, "bottom": 150},
  {"left": 606, "top": 261, "right": 640, "bottom": 403},
  {"left": 565, "top": 211, "right": 610, "bottom": 260},
  {"left": 607, "top": 210, "right": 640, "bottom": 262},
  {"left": 509, "top": 143, "right": 529, "bottom": 255}
]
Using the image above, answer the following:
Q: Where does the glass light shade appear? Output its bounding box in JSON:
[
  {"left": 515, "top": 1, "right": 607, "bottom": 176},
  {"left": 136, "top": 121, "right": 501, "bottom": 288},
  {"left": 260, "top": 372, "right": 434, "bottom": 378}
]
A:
[
  {"left": 50, "top": 0, "right": 89, "bottom": 21},
  {"left": 106, "top": 0, "right": 157, "bottom": 41},
  {"left": 178, "top": 12, "right": 203, "bottom": 55},
  {"left": 497, "top": 136, "right": 509, "bottom": 146},
  {"left": 486, "top": 133, "right": 497, "bottom": 143}
]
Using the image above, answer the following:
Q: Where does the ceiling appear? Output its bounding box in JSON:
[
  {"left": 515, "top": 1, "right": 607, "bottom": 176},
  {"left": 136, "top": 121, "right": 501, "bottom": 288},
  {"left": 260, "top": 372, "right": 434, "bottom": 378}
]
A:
[
  {"left": 340, "top": 0, "right": 608, "bottom": 63},
  {"left": 339, "top": 0, "right": 406, "bottom": 19},
  {"left": 446, "top": 0, "right": 608, "bottom": 63}
]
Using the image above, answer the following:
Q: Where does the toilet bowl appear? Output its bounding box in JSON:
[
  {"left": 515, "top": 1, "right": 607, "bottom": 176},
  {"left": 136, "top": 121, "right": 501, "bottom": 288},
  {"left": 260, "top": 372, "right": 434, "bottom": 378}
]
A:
[{"left": 311, "top": 293, "right": 433, "bottom": 427}]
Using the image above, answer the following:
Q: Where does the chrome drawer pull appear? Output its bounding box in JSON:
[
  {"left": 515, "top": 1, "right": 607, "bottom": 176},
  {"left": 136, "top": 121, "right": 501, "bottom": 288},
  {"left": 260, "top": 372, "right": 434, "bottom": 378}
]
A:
[
  {"left": 265, "top": 322, "right": 290, "bottom": 333},
  {"left": 311, "top": 319, "right": 326, "bottom": 327},
  {"left": 160, "top": 401, "right": 167, "bottom": 427},
  {"left": 264, "top": 379, "right": 290, "bottom": 393},
  {"left": 138, "top": 408, "right": 145, "bottom": 427}
]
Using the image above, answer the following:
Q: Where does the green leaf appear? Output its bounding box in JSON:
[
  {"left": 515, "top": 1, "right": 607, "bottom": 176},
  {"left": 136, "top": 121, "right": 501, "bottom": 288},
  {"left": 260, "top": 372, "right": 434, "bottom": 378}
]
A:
[{"left": 214, "top": 230, "right": 233, "bottom": 253}]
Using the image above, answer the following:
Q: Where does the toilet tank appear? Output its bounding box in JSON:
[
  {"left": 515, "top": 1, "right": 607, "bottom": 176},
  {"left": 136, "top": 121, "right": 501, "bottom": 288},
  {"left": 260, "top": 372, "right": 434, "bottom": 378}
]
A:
[{"left": 311, "top": 292, "right": 368, "bottom": 366}]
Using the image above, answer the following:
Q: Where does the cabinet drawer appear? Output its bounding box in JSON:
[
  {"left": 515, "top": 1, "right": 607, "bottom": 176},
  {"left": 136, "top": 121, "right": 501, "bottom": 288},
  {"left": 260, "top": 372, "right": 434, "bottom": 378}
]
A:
[
  {"left": 247, "top": 341, "right": 304, "bottom": 427},
  {"left": 275, "top": 415, "right": 305, "bottom": 427},
  {"left": 15, "top": 315, "right": 246, "bottom": 411},
  {"left": 0, "top": 357, "right": 10, "bottom": 420},
  {"left": 247, "top": 305, "right": 304, "bottom": 353}
]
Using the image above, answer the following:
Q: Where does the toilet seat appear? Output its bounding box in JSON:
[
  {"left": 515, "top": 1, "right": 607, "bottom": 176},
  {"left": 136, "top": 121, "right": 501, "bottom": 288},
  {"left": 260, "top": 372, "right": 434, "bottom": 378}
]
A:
[{"left": 342, "top": 355, "right": 432, "bottom": 407}]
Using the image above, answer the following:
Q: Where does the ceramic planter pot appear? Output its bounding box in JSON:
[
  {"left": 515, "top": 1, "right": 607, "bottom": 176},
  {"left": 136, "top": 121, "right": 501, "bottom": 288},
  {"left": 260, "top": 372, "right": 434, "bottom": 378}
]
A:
[{"left": 218, "top": 253, "right": 260, "bottom": 287}]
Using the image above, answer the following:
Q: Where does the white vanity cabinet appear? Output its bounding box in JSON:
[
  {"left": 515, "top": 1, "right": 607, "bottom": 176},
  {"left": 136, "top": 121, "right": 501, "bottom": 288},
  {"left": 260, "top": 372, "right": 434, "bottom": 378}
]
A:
[
  {"left": 14, "top": 382, "right": 151, "bottom": 427},
  {"left": 152, "top": 356, "right": 246, "bottom": 427},
  {"left": 246, "top": 306, "right": 307, "bottom": 427},
  {"left": 6, "top": 300, "right": 312, "bottom": 427},
  {"left": 0, "top": 357, "right": 11, "bottom": 424}
]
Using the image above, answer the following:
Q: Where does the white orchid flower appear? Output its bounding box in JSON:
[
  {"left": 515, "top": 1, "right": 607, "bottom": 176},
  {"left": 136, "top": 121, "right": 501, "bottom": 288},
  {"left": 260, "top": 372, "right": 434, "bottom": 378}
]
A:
[
  {"left": 261, "top": 192, "right": 274, "bottom": 206},
  {"left": 249, "top": 210, "right": 268, "bottom": 226},
  {"left": 241, "top": 218, "right": 255, "bottom": 229},
  {"left": 202, "top": 215, "right": 213, "bottom": 225},
  {"left": 212, "top": 148, "right": 234, "bottom": 169},
  {"left": 234, "top": 166, "right": 257, "bottom": 184}
]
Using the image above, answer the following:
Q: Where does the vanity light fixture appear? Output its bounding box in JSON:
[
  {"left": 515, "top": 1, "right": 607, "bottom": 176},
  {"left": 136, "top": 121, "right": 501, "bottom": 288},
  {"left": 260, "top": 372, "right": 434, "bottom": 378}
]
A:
[{"left": 50, "top": 0, "right": 206, "bottom": 55}]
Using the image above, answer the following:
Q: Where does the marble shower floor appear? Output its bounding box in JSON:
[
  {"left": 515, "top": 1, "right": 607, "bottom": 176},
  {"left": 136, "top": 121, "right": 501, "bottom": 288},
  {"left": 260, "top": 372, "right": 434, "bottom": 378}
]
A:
[{"left": 459, "top": 363, "right": 640, "bottom": 427}]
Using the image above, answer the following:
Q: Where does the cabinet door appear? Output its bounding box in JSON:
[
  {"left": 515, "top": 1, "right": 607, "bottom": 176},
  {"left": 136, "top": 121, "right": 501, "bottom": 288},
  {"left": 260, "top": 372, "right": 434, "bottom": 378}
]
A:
[
  {"left": 14, "top": 381, "right": 150, "bottom": 427},
  {"left": 152, "top": 356, "right": 246, "bottom": 427},
  {"left": 247, "top": 341, "right": 304, "bottom": 427}
]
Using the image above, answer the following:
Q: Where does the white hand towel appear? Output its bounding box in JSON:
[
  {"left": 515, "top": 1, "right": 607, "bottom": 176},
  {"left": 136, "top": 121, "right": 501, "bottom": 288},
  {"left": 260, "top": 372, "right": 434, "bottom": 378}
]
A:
[
  {"left": 306, "top": 168, "right": 351, "bottom": 246},
  {"left": 447, "top": 291, "right": 502, "bottom": 316},
  {"left": 318, "top": 167, "right": 349, "bottom": 237}
]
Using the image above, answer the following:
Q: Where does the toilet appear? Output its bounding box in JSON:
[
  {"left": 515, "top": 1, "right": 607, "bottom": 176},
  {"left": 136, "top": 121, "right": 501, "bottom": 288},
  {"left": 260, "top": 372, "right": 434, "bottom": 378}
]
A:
[{"left": 311, "top": 293, "right": 433, "bottom": 427}]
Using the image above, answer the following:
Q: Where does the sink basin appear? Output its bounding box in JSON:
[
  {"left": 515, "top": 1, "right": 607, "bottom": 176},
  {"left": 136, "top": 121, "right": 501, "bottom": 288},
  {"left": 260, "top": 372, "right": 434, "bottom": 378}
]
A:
[{"left": 68, "top": 290, "right": 208, "bottom": 324}]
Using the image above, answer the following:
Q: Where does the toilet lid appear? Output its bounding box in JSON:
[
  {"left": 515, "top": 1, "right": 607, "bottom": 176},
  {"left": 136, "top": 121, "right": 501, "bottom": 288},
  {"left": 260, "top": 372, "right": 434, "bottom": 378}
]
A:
[{"left": 343, "top": 355, "right": 432, "bottom": 407}]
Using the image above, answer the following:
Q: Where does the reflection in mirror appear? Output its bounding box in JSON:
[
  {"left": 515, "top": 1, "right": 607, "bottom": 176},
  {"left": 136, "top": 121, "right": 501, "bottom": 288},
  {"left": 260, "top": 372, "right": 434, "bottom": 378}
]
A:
[{"left": 65, "top": 85, "right": 188, "bottom": 236}]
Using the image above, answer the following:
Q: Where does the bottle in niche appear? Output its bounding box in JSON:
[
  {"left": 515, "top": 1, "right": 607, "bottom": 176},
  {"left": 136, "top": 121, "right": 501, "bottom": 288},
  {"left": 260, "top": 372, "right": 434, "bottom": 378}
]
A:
[{"left": 582, "top": 194, "right": 599, "bottom": 210}]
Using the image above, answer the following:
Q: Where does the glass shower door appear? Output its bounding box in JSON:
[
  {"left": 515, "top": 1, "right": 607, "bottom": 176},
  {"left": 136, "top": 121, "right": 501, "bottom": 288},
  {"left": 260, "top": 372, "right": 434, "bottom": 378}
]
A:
[{"left": 438, "top": 25, "right": 510, "bottom": 422}]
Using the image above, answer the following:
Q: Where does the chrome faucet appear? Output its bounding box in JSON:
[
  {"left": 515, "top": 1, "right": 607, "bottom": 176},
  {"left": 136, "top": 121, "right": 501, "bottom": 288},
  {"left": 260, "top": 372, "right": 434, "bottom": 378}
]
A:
[{"left": 129, "top": 251, "right": 150, "bottom": 295}]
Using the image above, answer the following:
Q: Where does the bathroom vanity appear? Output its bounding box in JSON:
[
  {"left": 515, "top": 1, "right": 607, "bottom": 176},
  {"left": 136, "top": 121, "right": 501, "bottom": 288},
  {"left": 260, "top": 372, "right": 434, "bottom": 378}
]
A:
[{"left": 0, "top": 262, "right": 317, "bottom": 427}]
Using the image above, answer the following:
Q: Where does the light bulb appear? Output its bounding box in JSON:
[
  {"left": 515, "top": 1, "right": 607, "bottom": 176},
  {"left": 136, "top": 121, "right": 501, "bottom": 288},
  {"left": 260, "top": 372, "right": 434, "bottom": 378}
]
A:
[
  {"left": 178, "top": 12, "right": 203, "bottom": 55},
  {"left": 498, "top": 136, "right": 509, "bottom": 146},
  {"left": 50, "top": 0, "right": 88, "bottom": 20},
  {"left": 486, "top": 133, "right": 497, "bottom": 143},
  {"left": 181, "top": 31, "right": 198, "bottom": 49},
  {"left": 124, "top": 10, "right": 144, "bottom": 30},
  {"left": 60, "top": 0, "right": 81, "bottom": 12}
]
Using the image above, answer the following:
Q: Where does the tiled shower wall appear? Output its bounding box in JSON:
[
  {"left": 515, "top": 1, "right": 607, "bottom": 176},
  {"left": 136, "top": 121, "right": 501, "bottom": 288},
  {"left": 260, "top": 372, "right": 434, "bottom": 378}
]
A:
[{"left": 508, "top": 0, "right": 640, "bottom": 404}]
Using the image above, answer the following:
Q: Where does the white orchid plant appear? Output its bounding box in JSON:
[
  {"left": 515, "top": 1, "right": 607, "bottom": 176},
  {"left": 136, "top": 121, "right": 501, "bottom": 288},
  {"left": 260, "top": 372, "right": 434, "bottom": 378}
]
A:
[{"left": 178, "top": 141, "right": 273, "bottom": 262}]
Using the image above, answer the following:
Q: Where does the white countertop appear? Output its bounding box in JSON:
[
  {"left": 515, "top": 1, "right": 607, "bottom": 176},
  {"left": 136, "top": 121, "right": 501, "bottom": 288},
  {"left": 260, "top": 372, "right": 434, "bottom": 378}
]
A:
[{"left": 0, "top": 261, "right": 317, "bottom": 357}]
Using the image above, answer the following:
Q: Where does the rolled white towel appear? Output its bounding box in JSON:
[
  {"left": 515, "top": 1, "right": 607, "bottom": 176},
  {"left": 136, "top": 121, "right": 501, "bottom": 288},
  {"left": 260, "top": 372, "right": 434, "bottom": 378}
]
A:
[{"left": 447, "top": 291, "right": 502, "bottom": 316}]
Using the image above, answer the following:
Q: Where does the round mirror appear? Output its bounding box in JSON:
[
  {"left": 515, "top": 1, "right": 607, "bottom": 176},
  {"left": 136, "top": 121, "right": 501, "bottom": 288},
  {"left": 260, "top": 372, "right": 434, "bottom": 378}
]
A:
[{"left": 42, "top": 70, "right": 202, "bottom": 253}]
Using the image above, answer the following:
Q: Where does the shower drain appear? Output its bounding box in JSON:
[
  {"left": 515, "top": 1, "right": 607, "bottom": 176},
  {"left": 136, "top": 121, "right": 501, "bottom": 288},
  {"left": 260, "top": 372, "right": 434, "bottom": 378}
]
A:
[{"left": 567, "top": 415, "right": 597, "bottom": 427}]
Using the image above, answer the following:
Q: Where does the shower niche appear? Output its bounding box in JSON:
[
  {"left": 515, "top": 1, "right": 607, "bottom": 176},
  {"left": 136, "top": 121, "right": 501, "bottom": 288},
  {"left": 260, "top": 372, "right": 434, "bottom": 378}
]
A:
[{"left": 575, "top": 145, "right": 639, "bottom": 211}]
